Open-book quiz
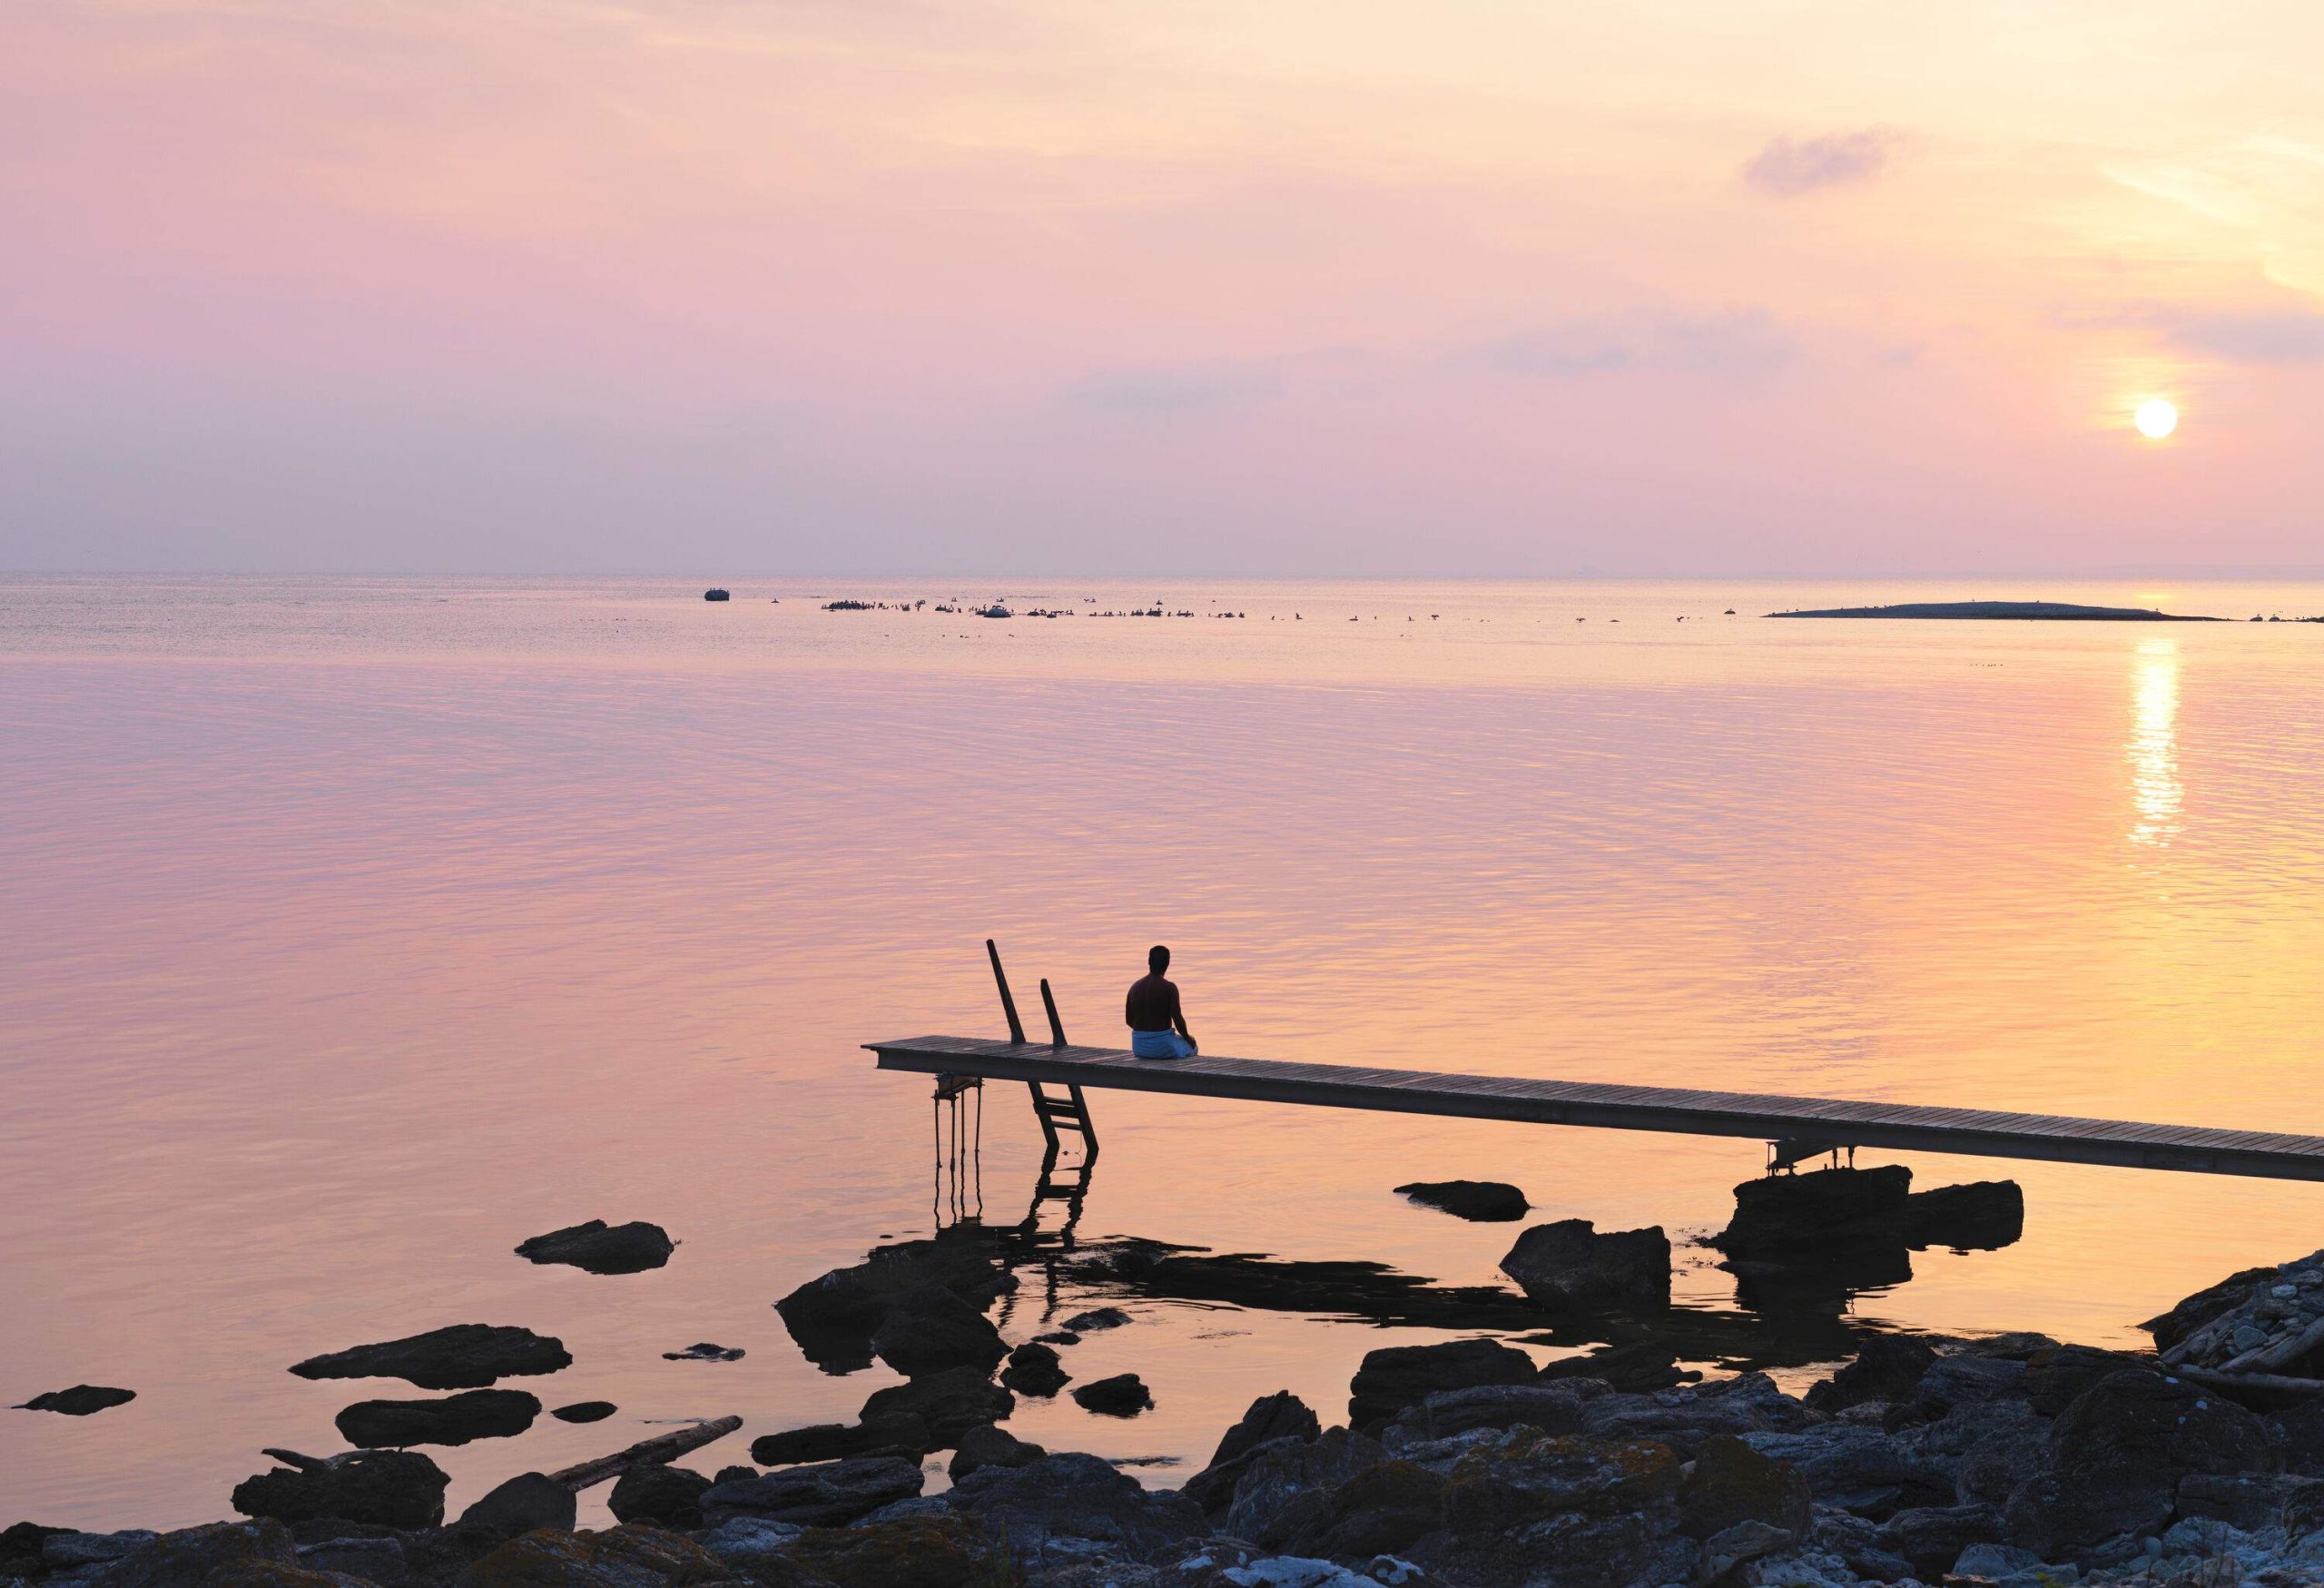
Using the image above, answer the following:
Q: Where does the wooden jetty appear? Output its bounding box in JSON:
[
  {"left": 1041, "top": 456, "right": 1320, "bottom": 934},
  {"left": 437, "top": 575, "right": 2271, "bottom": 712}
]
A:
[
  {"left": 872, "top": 943, "right": 2324, "bottom": 1183},
  {"left": 870, "top": 1033, "right": 2324, "bottom": 1182}
]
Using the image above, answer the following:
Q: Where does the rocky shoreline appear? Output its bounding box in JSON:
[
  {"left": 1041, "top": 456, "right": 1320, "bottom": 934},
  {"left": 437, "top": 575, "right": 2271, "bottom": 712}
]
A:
[{"left": 15, "top": 1202, "right": 2324, "bottom": 1588}]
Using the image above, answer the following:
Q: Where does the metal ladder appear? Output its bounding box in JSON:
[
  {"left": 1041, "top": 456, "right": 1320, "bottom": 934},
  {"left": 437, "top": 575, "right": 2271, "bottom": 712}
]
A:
[{"left": 974, "top": 938, "right": 1098, "bottom": 1157}]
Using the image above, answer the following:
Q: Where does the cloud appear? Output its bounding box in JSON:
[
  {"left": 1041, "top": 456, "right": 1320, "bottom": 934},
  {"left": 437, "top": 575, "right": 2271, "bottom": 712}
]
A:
[
  {"left": 1461, "top": 309, "right": 1797, "bottom": 379},
  {"left": 2153, "top": 309, "right": 2324, "bottom": 363},
  {"left": 2106, "top": 138, "right": 2324, "bottom": 298},
  {"left": 1055, "top": 361, "right": 1284, "bottom": 417},
  {"left": 1741, "top": 129, "right": 1904, "bottom": 196}
]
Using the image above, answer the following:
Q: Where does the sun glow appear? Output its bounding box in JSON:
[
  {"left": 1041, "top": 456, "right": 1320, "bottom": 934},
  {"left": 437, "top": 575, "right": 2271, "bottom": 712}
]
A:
[{"left": 2135, "top": 399, "right": 2180, "bottom": 439}]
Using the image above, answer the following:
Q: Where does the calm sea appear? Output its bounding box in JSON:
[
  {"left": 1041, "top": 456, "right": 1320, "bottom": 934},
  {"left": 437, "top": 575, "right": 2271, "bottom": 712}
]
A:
[{"left": 7, "top": 574, "right": 2324, "bottom": 1528}]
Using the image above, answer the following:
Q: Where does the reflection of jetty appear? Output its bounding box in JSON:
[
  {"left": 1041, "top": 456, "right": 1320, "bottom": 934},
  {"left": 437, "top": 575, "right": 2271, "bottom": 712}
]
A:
[{"left": 872, "top": 947, "right": 2324, "bottom": 1183}]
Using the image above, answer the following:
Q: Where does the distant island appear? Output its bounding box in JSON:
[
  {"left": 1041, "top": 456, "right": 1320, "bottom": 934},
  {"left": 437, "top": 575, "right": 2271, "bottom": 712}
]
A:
[{"left": 1768, "top": 600, "right": 2223, "bottom": 621}]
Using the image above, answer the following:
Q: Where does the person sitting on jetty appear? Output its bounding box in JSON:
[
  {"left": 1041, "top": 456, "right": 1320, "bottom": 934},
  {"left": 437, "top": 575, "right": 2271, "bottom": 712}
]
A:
[{"left": 1127, "top": 945, "right": 1198, "bottom": 1060}]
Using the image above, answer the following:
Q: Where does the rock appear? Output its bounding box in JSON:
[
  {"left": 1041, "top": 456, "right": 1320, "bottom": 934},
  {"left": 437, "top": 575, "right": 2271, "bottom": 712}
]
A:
[
  {"left": 1419, "top": 1507, "right": 1692, "bottom": 1588},
  {"left": 1183, "top": 1393, "right": 1325, "bottom": 1513},
  {"left": 336, "top": 1389, "right": 541, "bottom": 1448},
  {"left": 1393, "top": 1180, "right": 1531, "bottom": 1222},
  {"left": 1072, "top": 1373, "right": 1154, "bottom": 1416},
  {"left": 608, "top": 1465, "right": 712, "bottom": 1529},
  {"left": 1804, "top": 1336, "right": 1937, "bottom": 1413},
  {"left": 714, "top": 1465, "right": 756, "bottom": 1484},
  {"left": 1678, "top": 1434, "right": 1812, "bottom": 1538},
  {"left": 457, "top": 1472, "right": 576, "bottom": 1536},
  {"left": 753, "top": 1424, "right": 891, "bottom": 1466},
  {"left": 1538, "top": 1340, "right": 1698, "bottom": 1393},
  {"left": 1384, "top": 1383, "right": 1587, "bottom": 1446},
  {"left": 290, "top": 1326, "right": 571, "bottom": 1390},
  {"left": 1000, "top": 1342, "right": 1069, "bottom": 1397},
  {"left": 1061, "top": 1307, "right": 1132, "bottom": 1332},
  {"left": 82, "top": 1521, "right": 296, "bottom": 1588},
  {"left": 949, "top": 1423, "right": 1044, "bottom": 1480},
  {"left": 786, "top": 1514, "right": 1002, "bottom": 1588},
  {"left": 1581, "top": 1373, "right": 1817, "bottom": 1458},
  {"left": 1031, "top": 1331, "right": 1080, "bottom": 1346},
  {"left": 2142, "top": 1266, "right": 2274, "bottom": 1351},
  {"left": 1952, "top": 1541, "right": 2054, "bottom": 1582},
  {"left": 514, "top": 1220, "right": 675, "bottom": 1275},
  {"left": 232, "top": 1450, "right": 451, "bottom": 1529},
  {"left": 1886, "top": 1354, "right": 2027, "bottom": 1428},
  {"left": 1694, "top": 1519, "right": 1790, "bottom": 1584},
  {"left": 2176, "top": 1472, "right": 2286, "bottom": 1532},
  {"left": 859, "top": 1365, "right": 1012, "bottom": 1448},
  {"left": 452, "top": 1524, "right": 732, "bottom": 1587},
  {"left": 947, "top": 1451, "right": 1204, "bottom": 1565},
  {"left": 15, "top": 1385, "right": 136, "bottom": 1415},
  {"left": 701, "top": 1455, "right": 924, "bottom": 1526},
  {"left": 661, "top": 1342, "right": 743, "bottom": 1361},
  {"left": 774, "top": 1233, "right": 1016, "bottom": 1374},
  {"left": 1873, "top": 1503, "right": 2004, "bottom": 1577},
  {"left": 1939, "top": 1399, "right": 2047, "bottom": 1506},
  {"left": 552, "top": 1401, "right": 617, "bottom": 1424},
  {"left": 1414, "top": 1431, "right": 1693, "bottom": 1585},
  {"left": 704, "top": 588, "right": 730, "bottom": 600},
  {"left": 41, "top": 1529, "right": 157, "bottom": 1569},
  {"left": 1498, "top": 1219, "right": 1671, "bottom": 1312},
  {"left": 691, "top": 1516, "right": 806, "bottom": 1574},
  {"left": 1741, "top": 1425, "right": 1953, "bottom": 1517},
  {"left": 2017, "top": 1344, "right": 2149, "bottom": 1417},
  {"left": 1905, "top": 1181, "right": 2024, "bottom": 1250},
  {"left": 294, "top": 1534, "right": 412, "bottom": 1583},
  {"left": 2270, "top": 1399, "right": 2324, "bottom": 1476},
  {"left": 869, "top": 1283, "right": 1006, "bottom": 1378},
  {"left": 1226, "top": 1428, "right": 1389, "bottom": 1545},
  {"left": 1347, "top": 1338, "right": 1537, "bottom": 1429},
  {"left": 1272, "top": 1460, "right": 1449, "bottom": 1560},
  {"left": 2, "top": 1523, "right": 74, "bottom": 1581},
  {"left": 1713, "top": 1166, "right": 1914, "bottom": 1257}
]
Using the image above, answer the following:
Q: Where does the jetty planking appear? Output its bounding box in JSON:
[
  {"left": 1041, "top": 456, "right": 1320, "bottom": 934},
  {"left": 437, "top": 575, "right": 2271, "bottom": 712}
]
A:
[{"left": 867, "top": 1034, "right": 2324, "bottom": 1183}]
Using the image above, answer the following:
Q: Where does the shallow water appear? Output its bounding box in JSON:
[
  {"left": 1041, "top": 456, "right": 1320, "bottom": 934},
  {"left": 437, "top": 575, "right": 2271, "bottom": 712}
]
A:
[{"left": 6, "top": 574, "right": 2324, "bottom": 1529}]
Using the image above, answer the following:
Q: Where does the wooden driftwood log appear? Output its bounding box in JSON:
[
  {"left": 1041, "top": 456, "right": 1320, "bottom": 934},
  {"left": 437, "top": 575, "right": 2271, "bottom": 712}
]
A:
[
  {"left": 2217, "top": 1313, "right": 2324, "bottom": 1376},
  {"left": 547, "top": 1415, "right": 742, "bottom": 1492},
  {"left": 2171, "top": 1363, "right": 2324, "bottom": 1401}
]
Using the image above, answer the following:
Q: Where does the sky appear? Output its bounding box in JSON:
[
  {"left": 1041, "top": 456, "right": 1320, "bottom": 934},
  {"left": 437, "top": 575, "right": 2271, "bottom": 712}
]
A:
[{"left": 3, "top": 0, "right": 2321, "bottom": 575}]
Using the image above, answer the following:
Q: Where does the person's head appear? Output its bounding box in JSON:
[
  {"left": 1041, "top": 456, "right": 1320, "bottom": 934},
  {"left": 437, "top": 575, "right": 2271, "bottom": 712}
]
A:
[{"left": 1147, "top": 944, "right": 1170, "bottom": 974}]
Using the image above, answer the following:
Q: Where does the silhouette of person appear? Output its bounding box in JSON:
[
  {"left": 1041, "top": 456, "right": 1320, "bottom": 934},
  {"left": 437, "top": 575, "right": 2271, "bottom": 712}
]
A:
[{"left": 1126, "top": 944, "right": 1197, "bottom": 1060}]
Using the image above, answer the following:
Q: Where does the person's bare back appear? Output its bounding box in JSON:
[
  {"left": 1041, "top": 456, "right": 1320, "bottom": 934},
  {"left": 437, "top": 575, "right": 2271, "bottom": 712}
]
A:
[{"left": 1126, "top": 944, "right": 1196, "bottom": 1059}]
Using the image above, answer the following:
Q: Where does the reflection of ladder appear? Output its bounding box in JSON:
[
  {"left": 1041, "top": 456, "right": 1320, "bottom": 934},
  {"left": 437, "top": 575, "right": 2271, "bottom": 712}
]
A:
[{"left": 986, "top": 939, "right": 1100, "bottom": 1158}]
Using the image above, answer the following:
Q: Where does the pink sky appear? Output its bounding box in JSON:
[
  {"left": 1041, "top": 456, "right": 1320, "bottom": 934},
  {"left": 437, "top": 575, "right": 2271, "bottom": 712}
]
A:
[{"left": 4, "top": 1, "right": 2321, "bottom": 574}]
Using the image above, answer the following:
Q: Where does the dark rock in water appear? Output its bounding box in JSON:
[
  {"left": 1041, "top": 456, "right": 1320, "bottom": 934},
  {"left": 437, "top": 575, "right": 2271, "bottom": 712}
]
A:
[
  {"left": 550, "top": 1400, "right": 615, "bottom": 1424},
  {"left": 75, "top": 1521, "right": 297, "bottom": 1588},
  {"left": 700, "top": 1455, "right": 924, "bottom": 1526},
  {"left": 2142, "top": 1265, "right": 2275, "bottom": 1351},
  {"left": 1538, "top": 1339, "right": 1698, "bottom": 1393},
  {"left": 1905, "top": 1180, "right": 2024, "bottom": 1249},
  {"left": 704, "top": 588, "right": 731, "bottom": 601},
  {"left": 1384, "top": 1382, "right": 1587, "bottom": 1445},
  {"left": 290, "top": 1325, "right": 570, "bottom": 1390},
  {"left": 1500, "top": 1218, "right": 1671, "bottom": 1312},
  {"left": 1714, "top": 1165, "right": 1914, "bottom": 1257},
  {"left": 661, "top": 1342, "right": 743, "bottom": 1362},
  {"left": 1348, "top": 1336, "right": 1537, "bottom": 1429},
  {"left": 2008, "top": 1367, "right": 2276, "bottom": 1554},
  {"left": 455, "top": 1471, "right": 575, "bottom": 1536},
  {"left": 1061, "top": 1306, "right": 1132, "bottom": 1332},
  {"left": 948, "top": 1451, "right": 1203, "bottom": 1564},
  {"left": 1394, "top": 1179, "right": 1531, "bottom": 1221},
  {"left": 335, "top": 1389, "right": 540, "bottom": 1448},
  {"left": 609, "top": 1465, "right": 712, "bottom": 1529},
  {"left": 1071, "top": 1373, "right": 1154, "bottom": 1416},
  {"left": 751, "top": 1420, "right": 925, "bottom": 1466},
  {"left": 1679, "top": 1434, "right": 1812, "bottom": 1539},
  {"left": 231, "top": 1450, "right": 450, "bottom": 1529},
  {"left": 858, "top": 1365, "right": 1010, "bottom": 1447},
  {"left": 774, "top": 1231, "right": 1017, "bottom": 1374},
  {"left": 787, "top": 1514, "right": 1003, "bottom": 1588},
  {"left": 868, "top": 1281, "right": 1005, "bottom": 1378},
  {"left": 949, "top": 1423, "right": 1045, "bottom": 1480},
  {"left": 458, "top": 1524, "right": 731, "bottom": 1586},
  {"left": 1183, "top": 1391, "right": 1322, "bottom": 1513},
  {"left": 1000, "top": 1342, "right": 1069, "bottom": 1397},
  {"left": 15, "top": 1385, "right": 135, "bottom": 1415},
  {"left": 1805, "top": 1335, "right": 1937, "bottom": 1413},
  {"left": 1031, "top": 1330, "right": 1080, "bottom": 1346},
  {"left": 514, "top": 1219, "right": 675, "bottom": 1275}
]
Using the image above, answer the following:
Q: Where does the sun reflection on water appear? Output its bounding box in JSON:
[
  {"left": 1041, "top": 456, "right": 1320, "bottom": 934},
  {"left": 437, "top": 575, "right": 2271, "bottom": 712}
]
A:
[{"left": 2129, "top": 637, "right": 2181, "bottom": 846}]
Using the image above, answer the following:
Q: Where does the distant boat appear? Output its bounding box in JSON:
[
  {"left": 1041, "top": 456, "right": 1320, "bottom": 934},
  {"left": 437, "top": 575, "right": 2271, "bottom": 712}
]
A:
[{"left": 704, "top": 588, "right": 731, "bottom": 602}]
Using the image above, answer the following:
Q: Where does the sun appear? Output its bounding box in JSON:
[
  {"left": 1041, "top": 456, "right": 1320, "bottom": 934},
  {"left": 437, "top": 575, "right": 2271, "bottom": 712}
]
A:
[{"left": 2134, "top": 398, "right": 2179, "bottom": 439}]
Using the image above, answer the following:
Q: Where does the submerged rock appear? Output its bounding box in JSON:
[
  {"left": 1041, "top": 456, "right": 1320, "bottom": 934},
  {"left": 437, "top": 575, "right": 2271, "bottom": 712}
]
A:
[
  {"left": 1072, "top": 1373, "right": 1155, "bottom": 1416},
  {"left": 608, "top": 1465, "right": 712, "bottom": 1529},
  {"left": 514, "top": 1219, "right": 675, "bottom": 1275},
  {"left": 1347, "top": 1337, "right": 1536, "bottom": 1429},
  {"left": 1498, "top": 1219, "right": 1671, "bottom": 1311},
  {"left": 1000, "top": 1341, "right": 1070, "bottom": 1397},
  {"left": 334, "top": 1388, "right": 540, "bottom": 1448},
  {"left": 289, "top": 1325, "right": 571, "bottom": 1390},
  {"left": 455, "top": 1471, "right": 576, "bottom": 1536},
  {"left": 550, "top": 1400, "right": 616, "bottom": 1424},
  {"left": 661, "top": 1342, "right": 743, "bottom": 1362},
  {"left": 1061, "top": 1307, "right": 1132, "bottom": 1333},
  {"left": 231, "top": 1450, "right": 450, "bottom": 1529},
  {"left": 1393, "top": 1180, "right": 1531, "bottom": 1222},
  {"left": 15, "top": 1385, "right": 135, "bottom": 1416}
]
